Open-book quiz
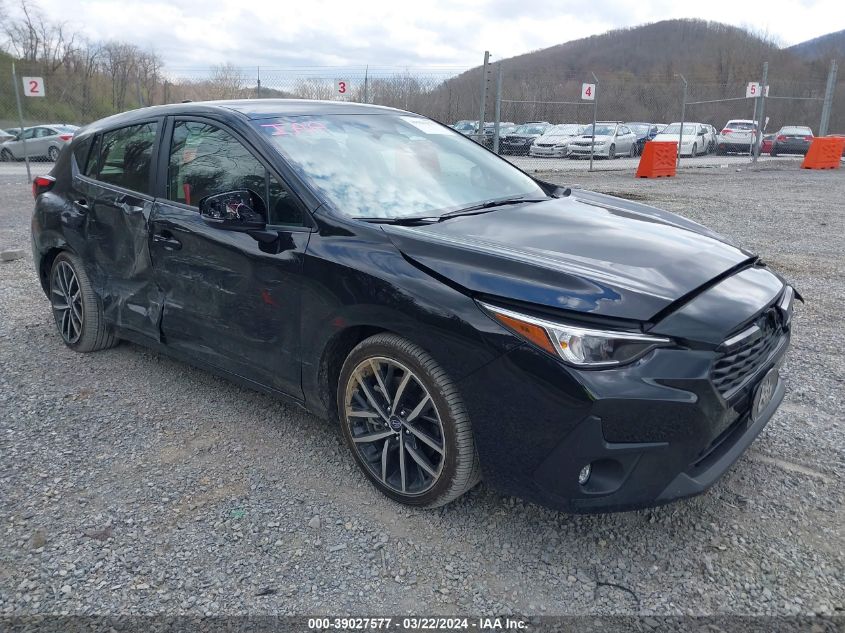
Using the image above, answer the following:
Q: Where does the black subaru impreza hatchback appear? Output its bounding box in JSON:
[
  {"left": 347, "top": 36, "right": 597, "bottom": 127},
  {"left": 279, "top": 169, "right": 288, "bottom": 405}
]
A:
[{"left": 31, "top": 100, "right": 796, "bottom": 512}]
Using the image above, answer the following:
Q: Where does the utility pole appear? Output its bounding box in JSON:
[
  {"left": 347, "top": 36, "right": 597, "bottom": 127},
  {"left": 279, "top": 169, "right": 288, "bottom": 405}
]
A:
[
  {"left": 820, "top": 59, "right": 838, "bottom": 136},
  {"left": 493, "top": 63, "right": 503, "bottom": 154},
  {"left": 677, "top": 73, "right": 687, "bottom": 167},
  {"left": 752, "top": 61, "right": 768, "bottom": 164},
  {"left": 11, "top": 63, "right": 31, "bottom": 183},
  {"left": 589, "top": 72, "right": 598, "bottom": 172},
  {"left": 477, "top": 51, "right": 490, "bottom": 144}
]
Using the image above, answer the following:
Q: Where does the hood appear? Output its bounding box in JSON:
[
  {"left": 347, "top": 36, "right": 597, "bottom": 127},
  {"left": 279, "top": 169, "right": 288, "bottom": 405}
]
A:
[
  {"left": 383, "top": 191, "right": 753, "bottom": 321},
  {"left": 537, "top": 134, "right": 575, "bottom": 143}
]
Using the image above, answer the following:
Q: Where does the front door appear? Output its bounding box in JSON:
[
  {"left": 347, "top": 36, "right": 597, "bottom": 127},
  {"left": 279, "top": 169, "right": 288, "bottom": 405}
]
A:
[{"left": 149, "top": 118, "right": 311, "bottom": 398}]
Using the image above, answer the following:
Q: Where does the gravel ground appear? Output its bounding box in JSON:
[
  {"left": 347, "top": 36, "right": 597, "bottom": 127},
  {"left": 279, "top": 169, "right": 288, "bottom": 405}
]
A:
[{"left": 0, "top": 163, "right": 843, "bottom": 619}]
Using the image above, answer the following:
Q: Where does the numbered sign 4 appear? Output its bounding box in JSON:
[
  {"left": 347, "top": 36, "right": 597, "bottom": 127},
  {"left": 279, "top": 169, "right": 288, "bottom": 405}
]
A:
[
  {"left": 581, "top": 83, "right": 595, "bottom": 101},
  {"left": 23, "top": 76, "right": 45, "bottom": 97}
]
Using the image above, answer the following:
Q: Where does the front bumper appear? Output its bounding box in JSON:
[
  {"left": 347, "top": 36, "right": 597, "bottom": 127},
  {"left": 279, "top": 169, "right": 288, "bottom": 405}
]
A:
[
  {"left": 458, "top": 318, "right": 790, "bottom": 513},
  {"left": 570, "top": 145, "right": 609, "bottom": 157},
  {"left": 529, "top": 146, "right": 569, "bottom": 157}
]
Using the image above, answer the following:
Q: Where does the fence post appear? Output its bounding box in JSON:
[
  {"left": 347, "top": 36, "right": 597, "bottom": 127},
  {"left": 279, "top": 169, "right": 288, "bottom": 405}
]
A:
[
  {"left": 163, "top": 80, "right": 169, "bottom": 104},
  {"left": 477, "top": 51, "right": 490, "bottom": 143},
  {"left": 11, "top": 63, "right": 31, "bottom": 183},
  {"left": 819, "top": 59, "right": 838, "bottom": 136},
  {"left": 589, "top": 72, "right": 598, "bottom": 172},
  {"left": 752, "top": 61, "right": 768, "bottom": 164},
  {"left": 493, "top": 63, "right": 502, "bottom": 154},
  {"left": 678, "top": 73, "right": 687, "bottom": 167},
  {"left": 256, "top": 67, "right": 261, "bottom": 98},
  {"left": 363, "top": 65, "right": 369, "bottom": 104}
]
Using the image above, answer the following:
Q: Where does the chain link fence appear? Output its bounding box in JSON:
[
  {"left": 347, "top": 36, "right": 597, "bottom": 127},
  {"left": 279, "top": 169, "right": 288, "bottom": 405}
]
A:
[{"left": 0, "top": 57, "right": 841, "bottom": 173}]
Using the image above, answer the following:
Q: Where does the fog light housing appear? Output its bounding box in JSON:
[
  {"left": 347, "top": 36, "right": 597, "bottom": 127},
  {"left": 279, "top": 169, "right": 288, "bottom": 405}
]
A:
[{"left": 578, "top": 464, "right": 592, "bottom": 485}]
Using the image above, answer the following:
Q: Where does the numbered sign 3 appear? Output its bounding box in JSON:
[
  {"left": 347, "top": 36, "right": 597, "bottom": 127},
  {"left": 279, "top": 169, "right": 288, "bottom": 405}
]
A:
[
  {"left": 581, "top": 83, "right": 595, "bottom": 101},
  {"left": 23, "top": 76, "right": 45, "bottom": 97},
  {"left": 337, "top": 80, "right": 349, "bottom": 96}
]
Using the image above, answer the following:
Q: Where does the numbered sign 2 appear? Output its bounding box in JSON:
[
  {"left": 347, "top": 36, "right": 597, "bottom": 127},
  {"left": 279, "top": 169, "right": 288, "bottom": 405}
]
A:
[
  {"left": 22, "top": 76, "right": 45, "bottom": 97},
  {"left": 581, "top": 83, "right": 595, "bottom": 101},
  {"left": 337, "top": 80, "right": 349, "bottom": 95}
]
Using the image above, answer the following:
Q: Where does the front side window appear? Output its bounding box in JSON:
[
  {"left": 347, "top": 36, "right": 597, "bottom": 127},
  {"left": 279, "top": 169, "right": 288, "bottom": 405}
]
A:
[
  {"left": 254, "top": 114, "right": 546, "bottom": 220},
  {"left": 95, "top": 123, "right": 157, "bottom": 194},
  {"left": 168, "top": 120, "right": 303, "bottom": 226}
]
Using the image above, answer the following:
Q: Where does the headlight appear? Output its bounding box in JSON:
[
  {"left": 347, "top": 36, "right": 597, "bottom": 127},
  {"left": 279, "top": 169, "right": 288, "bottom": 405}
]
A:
[{"left": 480, "top": 303, "right": 671, "bottom": 368}]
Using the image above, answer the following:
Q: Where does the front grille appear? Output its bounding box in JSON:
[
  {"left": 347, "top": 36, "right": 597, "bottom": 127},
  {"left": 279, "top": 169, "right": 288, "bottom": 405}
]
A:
[{"left": 711, "top": 309, "right": 785, "bottom": 398}]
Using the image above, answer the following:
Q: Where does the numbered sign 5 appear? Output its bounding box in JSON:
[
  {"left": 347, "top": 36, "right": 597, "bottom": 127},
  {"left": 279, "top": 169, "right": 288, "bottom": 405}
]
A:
[
  {"left": 581, "top": 83, "right": 595, "bottom": 101},
  {"left": 23, "top": 76, "right": 45, "bottom": 98},
  {"left": 337, "top": 80, "right": 349, "bottom": 95}
]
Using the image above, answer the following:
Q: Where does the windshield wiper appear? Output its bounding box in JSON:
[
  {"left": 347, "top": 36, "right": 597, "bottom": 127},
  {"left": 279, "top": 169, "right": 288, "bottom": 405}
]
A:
[
  {"left": 353, "top": 196, "right": 547, "bottom": 226},
  {"left": 436, "top": 196, "right": 547, "bottom": 220}
]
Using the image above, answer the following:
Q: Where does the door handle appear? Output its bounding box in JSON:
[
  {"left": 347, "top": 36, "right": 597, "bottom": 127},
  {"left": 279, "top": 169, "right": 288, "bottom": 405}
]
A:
[{"left": 153, "top": 231, "right": 182, "bottom": 251}]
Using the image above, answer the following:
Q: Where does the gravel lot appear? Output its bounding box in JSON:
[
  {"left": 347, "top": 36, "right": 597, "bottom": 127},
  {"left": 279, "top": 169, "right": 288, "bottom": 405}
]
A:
[{"left": 0, "top": 162, "right": 843, "bottom": 619}]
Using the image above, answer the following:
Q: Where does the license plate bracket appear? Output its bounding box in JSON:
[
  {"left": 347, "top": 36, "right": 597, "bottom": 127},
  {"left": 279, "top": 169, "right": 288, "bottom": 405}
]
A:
[{"left": 751, "top": 367, "right": 779, "bottom": 422}]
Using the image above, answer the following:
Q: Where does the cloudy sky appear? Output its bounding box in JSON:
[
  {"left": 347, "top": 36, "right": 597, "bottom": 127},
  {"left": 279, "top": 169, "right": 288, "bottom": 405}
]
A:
[{"left": 16, "top": 0, "right": 845, "bottom": 70}]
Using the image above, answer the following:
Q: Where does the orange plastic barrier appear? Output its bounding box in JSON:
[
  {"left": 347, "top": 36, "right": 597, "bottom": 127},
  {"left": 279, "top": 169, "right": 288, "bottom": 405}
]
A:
[
  {"left": 635, "top": 141, "right": 677, "bottom": 178},
  {"left": 801, "top": 137, "right": 845, "bottom": 170}
]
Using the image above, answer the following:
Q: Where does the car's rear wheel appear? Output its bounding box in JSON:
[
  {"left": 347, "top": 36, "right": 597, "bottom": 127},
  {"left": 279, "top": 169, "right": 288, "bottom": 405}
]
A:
[
  {"left": 608, "top": 144, "right": 616, "bottom": 159},
  {"left": 48, "top": 146, "right": 60, "bottom": 161},
  {"left": 49, "top": 252, "right": 118, "bottom": 352},
  {"left": 691, "top": 143, "right": 697, "bottom": 157},
  {"left": 628, "top": 144, "right": 636, "bottom": 157},
  {"left": 337, "top": 333, "right": 480, "bottom": 508},
  {"left": 0, "top": 149, "right": 13, "bottom": 162}
]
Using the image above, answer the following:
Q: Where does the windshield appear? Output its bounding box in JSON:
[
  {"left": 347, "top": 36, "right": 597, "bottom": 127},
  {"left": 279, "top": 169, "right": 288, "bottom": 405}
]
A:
[
  {"left": 546, "top": 124, "right": 581, "bottom": 136},
  {"left": 660, "top": 123, "right": 697, "bottom": 135},
  {"left": 453, "top": 122, "right": 475, "bottom": 131},
  {"left": 513, "top": 124, "right": 547, "bottom": 135},
  {"left": 581, "top": 124, "right": 617, "bottom": 136},
  {"left": 255, "top": 114, "right": 546, "bottom": 220},
  {"left": 628, "top": 124, "right": 650, "bottom": 135},
  {"left": 727, "top": 121, "right": 756, "bottom": 131}
]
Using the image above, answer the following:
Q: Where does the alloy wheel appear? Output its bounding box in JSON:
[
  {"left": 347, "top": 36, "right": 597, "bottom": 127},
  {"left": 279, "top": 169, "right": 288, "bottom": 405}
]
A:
[
  {"left": 343, "top": 357, "right": 445, "bottom": 496},
  {"left": 48, "top": 146, "right": 59, "bottom": 161},
  {"left": 51, "top": 260, "right": 84, "bottom": 344}
]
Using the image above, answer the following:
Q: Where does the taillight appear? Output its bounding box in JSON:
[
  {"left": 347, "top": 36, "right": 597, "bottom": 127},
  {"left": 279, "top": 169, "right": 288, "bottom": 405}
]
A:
[
  {"left": 58, "top": 134, "right": 73, "bottom": 141},
  {"left": 32, "top": 175, "right": 55, "bottom": 198},
  {"left": 721, "top": 128, "right": 731, "bottom": 134},
  {"left": 805, "top": 135, "right": 814, "bottom": 141},
  {"left": 776, "top": 135, "right": 786, "bottom": 142}
]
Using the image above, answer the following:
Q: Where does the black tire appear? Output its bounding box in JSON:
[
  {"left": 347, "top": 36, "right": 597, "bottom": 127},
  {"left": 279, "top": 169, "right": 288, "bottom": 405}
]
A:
[
  {"left": 608, "top": 144, "right": 616, "bottom": 159},
  {"left": 770, "top": 150, "right": 778, "bottom": 157},
  {"left": 337, "top": 333, "right": 481, "bottom": 508},
  {"left": 49, "top": 251, "right": 118, "bottom": 352},
  {"left": 691, "top": 143, "right": 697, "bottom": 157},
  {"left": 0, "top": 149, "right": 13, "bottom": 162},
  {"left": 628, "top": 144, "right": 636, "bottom": 157},
  {"left": 48, "top": 146, "right": 60, "bottom": 161},
  {"left": 716, "top": 146, "right": 726, "bottom": 156}
]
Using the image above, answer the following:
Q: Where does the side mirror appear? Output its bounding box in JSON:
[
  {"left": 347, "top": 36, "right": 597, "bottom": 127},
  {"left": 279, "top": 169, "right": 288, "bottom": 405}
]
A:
[{"left": 199, "top": 189, "right": 266, "bottom": 231}]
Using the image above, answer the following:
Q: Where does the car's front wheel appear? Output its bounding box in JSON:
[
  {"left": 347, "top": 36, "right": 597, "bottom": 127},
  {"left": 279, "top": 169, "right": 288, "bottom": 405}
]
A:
[
  {"left": 608, "top": 144, "right": 616, "bottom": 159},
  {"left": 337, "top": 333, "right": 481, "bottom": 508},
  {"left": 49, "top": 252, "right": 118, "bottom": 352},
  {"left": 48, "top": 146, "right": 60, "bottom": 161}
]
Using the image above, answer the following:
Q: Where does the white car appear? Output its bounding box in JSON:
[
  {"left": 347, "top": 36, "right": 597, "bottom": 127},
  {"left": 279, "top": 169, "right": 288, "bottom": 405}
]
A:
[
  {"left": 529, "top": 124, "right": 585, "bottom": 157},
  {"left": 568, "top": 122, "right": 638, "bottom": 158},
  {"left": 652, "top": 122, "right": 709, "bottom": 157},
  {"left": 716, "top": 119, "right": 759, "bottom": 155}
]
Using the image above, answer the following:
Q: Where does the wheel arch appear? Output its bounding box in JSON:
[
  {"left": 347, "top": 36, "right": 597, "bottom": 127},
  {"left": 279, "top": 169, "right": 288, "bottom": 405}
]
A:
[{"left": 38, "top": 246, "right": 72, "bottom": 296}]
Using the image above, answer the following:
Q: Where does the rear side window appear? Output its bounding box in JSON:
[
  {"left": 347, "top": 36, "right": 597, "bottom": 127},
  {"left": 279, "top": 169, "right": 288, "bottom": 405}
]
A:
[
  {"left": 84, "top": 135, "right": 101, "bottom": 178},
  {"left": 95, "top": 123, "right": 158, "bottom": 195},
  {"left": 73, "top": 137, "right": 93, "bottom": 172}
]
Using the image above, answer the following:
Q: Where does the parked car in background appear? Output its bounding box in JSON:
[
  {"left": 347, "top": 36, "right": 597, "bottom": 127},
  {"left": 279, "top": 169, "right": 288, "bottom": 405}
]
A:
[
  {"left": 452, "top": 120, "right": 478, "bottom": 137},
  {"left": 500, "top": 122, "right": 551, "bottom": 155},
  {"left": 761, "top": 133, "right": 775, "bottom": 154},
  {"left": 31, "top": 99, "right": 796, "bottom": 512},
  {"left": 1, "top": 124, "right": 78, "bottom": 161},
  {"left": 702, "top": 124, "right": 718, "bottom": 153},
  {"left": 826, "top": 134, "right": 845, "bottom": 156},
  {"left": 482, "top": 122, "right": 515, "bottom": 148},
  {"left": 529, "top": 124, "right": 584, "bottom": 157},
  {"left": 569, "top": 122, "right": 637, "bottom": 159},
  {"left": 653, "top": 122, "right": 709, "bottom": 157},
  {"left": 626, "top": 122, "right": 661, "bottom": 155},
  {"left": 716, "top": 120, "right": 758, "bottom": 155},
  {"left": 0, "top": 128, "right": 18, "bottom": 143},
  {"left": 770, "top": 126, "right": 814, "bottom": 156}
]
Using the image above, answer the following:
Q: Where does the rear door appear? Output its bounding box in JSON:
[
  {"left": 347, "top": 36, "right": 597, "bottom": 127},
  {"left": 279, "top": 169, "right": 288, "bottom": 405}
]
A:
[
  {"left": 74, "top": 120, "right": 163, "bottom": 340},
  {"left": 149, "top": 116, "right": 311, "bottom": 398}
]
